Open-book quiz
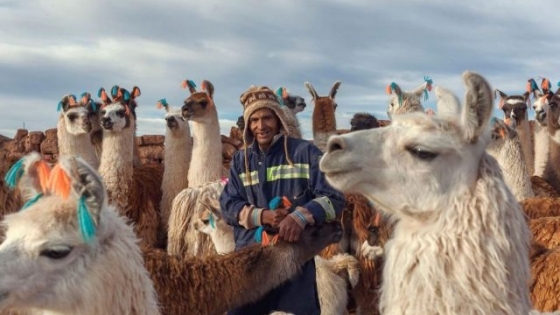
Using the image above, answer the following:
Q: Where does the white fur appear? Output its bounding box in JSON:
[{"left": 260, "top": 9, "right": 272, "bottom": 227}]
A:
[
  {"left": 160, "top": 108, "right": 192, "bottom": 228},
  {"left": 320, "top": 72, "right": 531, "bottom": 315},
  {"left": 387, "top": 82, "right": 428, "bottom": 119},
  {"left": 57, "top": 107, "right": 99, "bottom": 170},
  {"left": 360, "top": 241, "right": 384, "bottom": 260}
]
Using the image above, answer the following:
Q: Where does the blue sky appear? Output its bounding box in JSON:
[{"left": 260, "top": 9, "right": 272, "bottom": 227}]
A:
[{"left": 1, "top": 0, "right": 559, "bottom": 140}]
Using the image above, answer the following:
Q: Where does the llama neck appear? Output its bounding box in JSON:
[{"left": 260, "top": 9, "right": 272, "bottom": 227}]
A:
[
  {"left": 98, "top": 125, "right": 135, "bottom": 211},
  {"left": 487, "top": 137, "right": 534, "bottom": 200},
  {"left": 533, "top": 125, "right": 550, "bottom": 177},
  {"left": 543, "top": 133, "right": 560, "bottom": 193},
  {"left": 312, "top": 107, "right": 337, "bottom": 152},
  {"left": 516, "top": 120, "right": 534, "bottom": 176},
  {"left": 380, "top": 155, "right": 531, "bottom": 315},
  {"left": 160, "top": 131, "right": 192, "bottom": 223},
  {"left": 57, "top": 119, "right": 99, "bottom": 170},
  {"left": 188, "top": 115, "right": 223, "bottom": 187},
  {"left": 209, "top": 225, "right": 235, "bottom": 255}
]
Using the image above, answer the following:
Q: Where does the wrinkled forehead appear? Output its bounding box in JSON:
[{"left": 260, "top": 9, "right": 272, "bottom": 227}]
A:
[
  {"left": 502, "top": 97, "right": 527, "bottom": 110},
  {"left": 103, "top": 103, "right": 127, "bottom": 113},
  {"left": 185, "top": 92, "right": 209, "bottom": 103},
  {"left": 390, "top": 113, "right": 465, "bottom": 149},
  {"left": 165, "top": 109, "right": 183, "bottom": 119},
  {"left": 64, "top": 105, "right": 89, "bottom": 115},
  {"left": 2, "top": 197, "right": 79, "bottom": 242}
]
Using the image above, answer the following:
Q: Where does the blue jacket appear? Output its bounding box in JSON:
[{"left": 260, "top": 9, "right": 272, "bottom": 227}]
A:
[{"left": 220, "top": 135, "right": 345, "bottom": 315}]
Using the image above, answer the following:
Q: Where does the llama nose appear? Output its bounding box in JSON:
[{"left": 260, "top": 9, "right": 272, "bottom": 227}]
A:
[{"left": 326, "top": 136, "right": 346, "bottom": 153}]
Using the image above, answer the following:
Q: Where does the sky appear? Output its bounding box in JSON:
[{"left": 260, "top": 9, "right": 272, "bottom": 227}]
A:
[{"left": 1, "top": 0, "right": 559, "bottom": 140}]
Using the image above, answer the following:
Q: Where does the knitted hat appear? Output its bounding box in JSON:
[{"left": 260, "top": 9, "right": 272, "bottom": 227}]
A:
[{"left": 239, "top": 86, "right": 292, "bottom": 147}]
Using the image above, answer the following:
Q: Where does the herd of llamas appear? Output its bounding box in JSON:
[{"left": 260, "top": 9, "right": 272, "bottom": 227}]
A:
[{"left": 0, "top": 72, "right": 560, "bottom": 315}]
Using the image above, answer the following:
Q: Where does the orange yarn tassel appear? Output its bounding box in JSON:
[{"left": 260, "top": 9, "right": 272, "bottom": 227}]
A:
[
  {"left": 373, "top": 212, "right": 380, "bottom": 227},
  {"left": 281, "top": 87, "right": 289, "bottom": 99},
  {"left": 385, "top": 85, "right": 392, "bottom": 95},
  {"left": 181, "top": 80, "right": 188, "bottom": 89},
  {"left": 48, "top": 164, "right": 72, "bottom": 199},
  {"left": 68, "top": 95, "right": 77, "bottom": 107},
  {"left": 542, "top": 78, "right": 551, "bottom": 91},
  {"left": 34, "top": 160, "right": 52, "bottom": 193}
]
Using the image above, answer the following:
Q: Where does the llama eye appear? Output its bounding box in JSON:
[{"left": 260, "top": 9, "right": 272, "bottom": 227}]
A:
[
  {"left": 67, "top": 114, "right": 78, "bottom": 122},
  {"left": 406, "top": 146, "right": 438, "bottom": 161},
  {"left": 116, "top": 110, "right": 125, "bottom": 117},
  {"left": 100, "top": 110, "right": 106, "bottom": 115},
  {"left": 368, "top": 226, "right": 379, "bottom": 234},
  {"left": 40, "top": 246, "right": 73, "bottom": 260}
]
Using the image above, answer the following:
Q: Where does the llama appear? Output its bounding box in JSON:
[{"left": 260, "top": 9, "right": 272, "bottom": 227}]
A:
[
  {"left": 495, "top": 85, "right": 536, "bottom": 176},
  {"left": 319, "top": 71, "right": 531, "bottom": 315},
  {"left": 350, "top": 113, "right": 380, "bottom": 131},
  {"left": 180, "top": 79, "right": 223, "bottom": 187},
  {"left": 275, "top": 86, "right": 307, "bottom": 138},
  {"left": 97, "top": 86, "right": 163, "bottom": 248},
  {"left": 486, "top": 117, "right": 535, "bottom": 200},
  {"left": 0, "top": 153, "right": 343, "bottom": 315},
  {"left": 529, "top": 216, "right": 560, "bottom": 250},
  {"left": 156, "top": 98, "right": 192, "bottom": 231},
  {"left": 532, "top": 79, "right": 553, "bottom": 177},
  {"left": 305, "top": 81, "right": 341, "bottom": 152},
  {"left": 56, "top": 93, "right": 99, "bottom": 170},
  {"left": 190, "top": 181, "right": 360, "bottom": 315},
  {"left": 541, "top": 86, "right": 560, "bottom": 194},
  {"left": 385, "top": 77, "right": 432, "bottom": 119}
]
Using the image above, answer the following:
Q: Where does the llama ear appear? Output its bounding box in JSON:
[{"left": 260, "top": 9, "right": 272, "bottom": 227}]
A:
[
  {"left": 494, "top": 89, "right": 507, "bottom": 109},
  {"left": 57, "top": 94, "right": 78, "bottom": 112},
  {"left": 385, "top": 82, "right": 403, "bottom": 97},
  {"left": 181, "top": 79, "right": 198, "bottom": 94},
  {"left": 460, "top": 71, "right": 493, "bottom": 143},
  {"left": 4, "top": 152, "right": 51, "bottom": 208},
  {"left": 58, "top": 156, "right": 104, "bottom": 241},
  {"left": 110, "top": 85, "right": 120, "bottom": 99},
  {"left": 434, "top": 85, "right": 461, "bottom": 119},
  {"left": 98, "top": 88, "right": 112, "bottom": 105},
  {"left": 156, "top": 98, "right": 170, "bottom": 112},
  {"left": 411, "top": 82, "right": 428, "bottom": 98},
  {"left": 329, "top": 81, "right": 342, "bottom": 99},
  {"left": 131, "top": 86, "right": 141, "bottom": 99},
  {"left": 201, "top": 80, "right": 215, "bottom": 100},
  {"left": 275, "top": 87, "right": 286, "bottom": 106},
  {"left": 522, "top": 91, "right": 531, "bottom": 103},
  {"left": 304, "top": 82, "right": 319, "bottom": 100}
]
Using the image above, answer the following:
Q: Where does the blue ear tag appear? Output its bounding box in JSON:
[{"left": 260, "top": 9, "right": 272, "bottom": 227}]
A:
[
  {"left": 21, "top": 193, "right": 42, "bottom": 210},
  {"left": 90, "top": 100, "right": 97, "bottom": 112},
  {"left": 77, "top": 195, "right": 96, "bottom": 243},
  {"left": 123, "top": 90, "right": 130, "bottom": 102},
  {"left": 57, "top": 101, "right": 63, "bottom": 112},
  {"left": 187, "top": 80, "right": 196, "bottom": 88},
  {"left": 111, "top": 86, "right": 119, "bottom": 98},
  {"left": 209, "top": 213, "right": 216, "bottom": 229},
  {"left": 97, "top": 88, "right": 104, "bottom": 98},
  {"left": 275, "top": 87, "right": 285, "bottom": 106}
]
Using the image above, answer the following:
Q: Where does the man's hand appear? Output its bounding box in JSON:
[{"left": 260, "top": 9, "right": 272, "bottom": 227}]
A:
[
  {"left": 261, "top": 208, "right": 288, "bottom": 227},
  {"left": 278, "top": 215, "right": 304, "bottom": 242}
]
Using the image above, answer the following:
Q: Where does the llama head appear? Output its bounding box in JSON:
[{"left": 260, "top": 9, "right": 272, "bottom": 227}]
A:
[
  {"left": 532, "top": 78, "right": 554, "bottom": 126},
  {"left": 350, "top": 112, "right": 379, "bottom": 131},
  {"left": 305, "top": 81, "right": 340, "bottom": 130},
  {"left": 181, "top": 79, "right": 216, "bottom": 122},
  {"left": 0, "top": 153, "right": 108, "bottom": 311},
  {"left": 494, "top": 79, "right": 539, "bottom": 128},
  {"left": 545, "top": 86, "right": 560, "bottom": 144},
  {"left": 385, "top": 79, "right": 431, "bottom": 119},
  {"left": 98, "top": 86, "right": 139, "bottom": 132},
  {"left": 156, "top": 98, "right": 190, "bottom": 137},
  {"left": 276, "top": 87, "right": 307, "bottom": 114},
  {"left": 487, "top": 117, "right": 517, "bottom": 152},
  {"left": 192, "top": 182, "right": 235, "bottom": 254},
  {"left": 57, "top": 93, "right": 96, "bottom": 135},
  {"left": 320, "top": 71, "right": 493, "bottom": 220}
]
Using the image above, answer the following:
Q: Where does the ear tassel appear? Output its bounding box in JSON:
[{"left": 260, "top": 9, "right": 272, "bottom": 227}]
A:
[
  {"left": 21, "top": 193, "right": 43, "bottom": 210},
  {"left": 4, "top": 158, "right": 25, "bottom": 189},
  {"left": 275, "top": 87, "right": 285, "bottom": 106},
  {"left": 209, "top": 213, "right": 216, "bottom": 229},
  {"left": 540, "top": 77, "right": 551, "bottom": 92},
  {"left": 254, "top": 196, "right": 290, "bottom": 245},
  {"left": 156, "top": 98, "right": 169, "bottom": 110},
  {"left": 34, "top": 160, "right": 52, "bottom": 193},
  {"left": 57, "top": 101, "right": 63, "bottom": 112},
  {"left": 48, "top": 164, "right": 72, "bottom": 200},
  {"left": 78, "top": 195, "right": 96, "bottom": 243},
  {"left": 423, "top": 76, "right": 433, "bottom": 101}
]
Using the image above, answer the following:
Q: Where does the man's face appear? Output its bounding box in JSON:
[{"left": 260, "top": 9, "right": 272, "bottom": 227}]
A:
[{"left": 249, "top": 108, "right": 280, "bottom": 150}]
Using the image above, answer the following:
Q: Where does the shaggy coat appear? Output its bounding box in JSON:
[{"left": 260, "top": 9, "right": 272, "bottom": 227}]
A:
[
  {"left": 529, "top": 216, "right": 560, "bottom": 249},
  {"left": 521, "top": 197, "right": 560, "bottom": 219},
  {"left": 530, "top": 244, "right": 560, "bottom": 312}
]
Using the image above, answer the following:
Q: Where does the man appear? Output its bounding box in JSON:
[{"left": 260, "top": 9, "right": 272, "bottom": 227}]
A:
[{"left": 220, "top": 86, "right": 345, "bottom": 315}]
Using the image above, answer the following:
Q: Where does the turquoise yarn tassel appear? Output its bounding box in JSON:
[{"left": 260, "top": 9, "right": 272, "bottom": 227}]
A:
[
  {"left": 21, "top": 193, "right": 42, "bottom": 210},
  {"left": 423, "top": 76, "right": 433, "bottom": 101},
  {"left": 275, "top": 87, "right": 285, "bottom": 106},
  {"left": 77, "top": 195, "right": 96, "bottom": 243},
  {"left": 57, "top": 101, "right": 63, "bottom": 111},
  {"left": 209, "top": 213, "right": 216, "bottom": 229},
  {"left": 254, "top": 196, "right": 284, "bottom": 242},
  {"left": 187, "top": 80, "right": 196, "bottom": 88},
  {"left": 4, "top": 158, "right": 25, "bottom": 189}
]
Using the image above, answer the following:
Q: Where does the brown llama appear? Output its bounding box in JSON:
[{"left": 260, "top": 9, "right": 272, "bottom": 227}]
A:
[{"left": 305, "top": 80, "right": 341, "bottom": 152}]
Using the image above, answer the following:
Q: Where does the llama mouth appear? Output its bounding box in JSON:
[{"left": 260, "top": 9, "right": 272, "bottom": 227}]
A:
[{"left": 101, "top": 122, "right": 113, "bottom": 130}]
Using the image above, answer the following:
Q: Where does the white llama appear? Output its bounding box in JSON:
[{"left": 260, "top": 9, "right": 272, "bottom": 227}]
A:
[
  {"left": 97, "top": 86, "right": 162, "bottom": 248},
  {"left": 156, "top": 98, "right": 192, "bottom": 230},
  {"left": 487, "top": 117, "right": 535, "bottom": 200},
  {"left": 319, "top": 71, "right": 531, "bottom": 315},
  {"left": 56, "top": 93, "right": 99, "bottom": 169},
  {"left": 275, "top": 86, "right": 307, "bottom": 139},
  {"left": 495, "top": 87, "right": 535, "bottom": 175},
  {"left": 385, "top": 77, "right": 432, "bottom": 119},
  {"left": 532, "top": 87, "right": 552, "bottom": 177},
  {"left": 0, "top": 153, "right": 344, "bottom": 315}
]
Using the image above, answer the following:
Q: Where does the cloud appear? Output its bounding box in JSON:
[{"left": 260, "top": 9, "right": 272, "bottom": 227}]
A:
[{"left": 1, "top": 0, "right": 558, "bottom": 140}]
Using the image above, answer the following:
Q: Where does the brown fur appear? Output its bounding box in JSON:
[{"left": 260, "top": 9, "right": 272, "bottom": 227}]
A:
[
  {"left": 130, "top": 163, "right": 164, "bottom": 248},
  {"left": 531, "top": 176, "right": 560, "bottom": 198},
  {"left": 305, "top": 81, "right": 340, "bottom": 152},
  {"left": 521, "top": 197, "right": 560, "bottom": 219},
  {"left": 543, "top": 91, "right": 560, "bottom": 193},
  {"left": 144, "top": 222, "right": 342, "bottom": 315},
  {"left": 530, "top": 216, "right": 560, "bottom": 249},
  {"left": 530, "top": 243, "right": 560, "bottom": 312}
]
